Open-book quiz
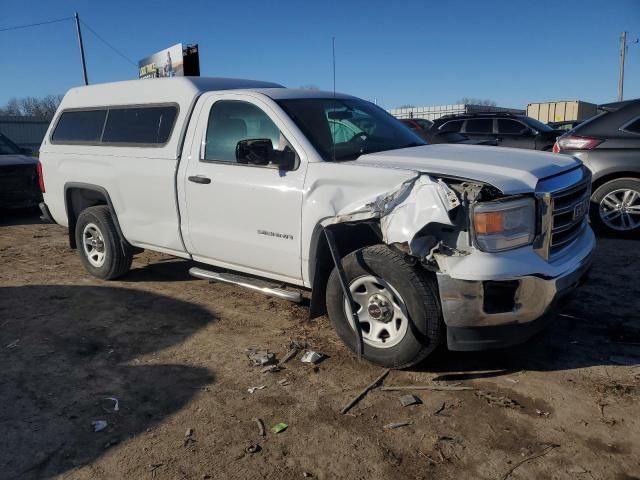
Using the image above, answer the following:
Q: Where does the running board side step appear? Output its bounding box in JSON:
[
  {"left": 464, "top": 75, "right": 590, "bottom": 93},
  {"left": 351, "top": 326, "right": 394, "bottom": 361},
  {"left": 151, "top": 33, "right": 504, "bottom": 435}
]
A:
[{"left": 189, "top": 267, "right": 303, "bottom": 303}]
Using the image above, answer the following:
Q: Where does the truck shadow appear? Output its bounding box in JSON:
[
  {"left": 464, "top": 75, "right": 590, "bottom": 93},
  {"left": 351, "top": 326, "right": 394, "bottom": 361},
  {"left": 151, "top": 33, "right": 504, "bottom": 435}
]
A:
[
  {"left": 420, "top": 237, "right": 640, "bottom": 378},
  {"left": 0, "top": 284, "right": 217, "bottom": 480},
  {"left": 0, "top": 207, "right": 43, "bottom": 227}
]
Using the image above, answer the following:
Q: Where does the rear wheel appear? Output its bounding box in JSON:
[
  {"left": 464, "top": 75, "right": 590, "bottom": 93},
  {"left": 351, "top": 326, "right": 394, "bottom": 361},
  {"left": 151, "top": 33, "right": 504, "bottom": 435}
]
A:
[
  {"left": 590, "top": 178, "right": 640, "bottom": 237},
  {"left": 75, "top": 205, "right": 132, "bottom": 279},
  {"left": 326, "top": 245, "right": 443, "bottom": 369}
]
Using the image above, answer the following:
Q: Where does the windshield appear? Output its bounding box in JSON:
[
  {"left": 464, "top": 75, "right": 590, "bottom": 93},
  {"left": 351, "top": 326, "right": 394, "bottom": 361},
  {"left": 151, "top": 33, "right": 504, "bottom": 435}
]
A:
[
  {"left": 276, "top": 98, "right": 425, "bottom": 161},
  {"left": 523, "top": 117, "right": 555, "bottom": 132},
  {"left": 0, "top": 133, "right": 21, "bottom": 155}
]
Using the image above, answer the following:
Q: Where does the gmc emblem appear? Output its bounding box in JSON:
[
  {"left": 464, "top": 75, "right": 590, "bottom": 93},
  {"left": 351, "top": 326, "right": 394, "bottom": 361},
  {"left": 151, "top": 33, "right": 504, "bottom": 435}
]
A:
[{"left": 573, "top": 200, "right": 587, "bottom": 221}]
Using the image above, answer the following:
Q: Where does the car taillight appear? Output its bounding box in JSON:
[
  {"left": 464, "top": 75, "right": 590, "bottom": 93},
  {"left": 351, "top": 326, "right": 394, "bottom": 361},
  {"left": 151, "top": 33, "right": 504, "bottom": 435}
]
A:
[
  {"left": 36, "top": 161, "right": 45, "bottom": 193},
  {"left": 552, "top": 141, "right": 560, "bottom": 153},
  {"left": 556, "top": 135, "right": 603, "bottom": 151}
]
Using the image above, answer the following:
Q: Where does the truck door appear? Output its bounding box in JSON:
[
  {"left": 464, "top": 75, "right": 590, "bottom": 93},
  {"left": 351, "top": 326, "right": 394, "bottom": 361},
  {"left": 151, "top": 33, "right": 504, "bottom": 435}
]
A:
[{"left": 179, "top": 93, "right": 307, "bottom": 284}]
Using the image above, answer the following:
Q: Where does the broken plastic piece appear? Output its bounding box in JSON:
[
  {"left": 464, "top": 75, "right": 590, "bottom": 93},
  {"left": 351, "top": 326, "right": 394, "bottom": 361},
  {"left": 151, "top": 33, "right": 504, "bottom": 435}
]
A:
[
  {"left": 247, "top": 385, "right": 266, "bottom": 394},
  {"left": 399, "top": 394, "right": 422, "bottom": 407},
  {"left": 92, "top": 420, "right": 108, "bottom": 432},
  {"left": 105, "top": 397, "right": 119, "bottom": 411},
  {"left": 301, "top": 351, "right": 323, "bottom": 364},
  {"left": 249, "top": 351, "right": 276, "bottom": 366},
  {"left": 271, "top": 422, "right": 288, "bottom": 434}
]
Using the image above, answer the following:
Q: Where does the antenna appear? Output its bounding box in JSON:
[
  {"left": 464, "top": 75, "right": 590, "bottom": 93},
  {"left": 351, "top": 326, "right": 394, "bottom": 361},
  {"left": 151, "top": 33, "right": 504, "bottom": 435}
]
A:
[
  {"left": 332, "top": 36, "right": 336, "bottom": 97},
  {"left": 331, "top": 36, "right": 336, "bottom": 162}
]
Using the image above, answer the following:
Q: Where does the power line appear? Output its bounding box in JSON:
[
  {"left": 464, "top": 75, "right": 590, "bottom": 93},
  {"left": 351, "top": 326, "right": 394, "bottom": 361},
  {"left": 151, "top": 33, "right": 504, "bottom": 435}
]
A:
[
  {"left": 0, "top": 16, "right": 72, "bottom": 33},
  {"left": 80, "top": 19, "right": 137, "bottom": 66}
]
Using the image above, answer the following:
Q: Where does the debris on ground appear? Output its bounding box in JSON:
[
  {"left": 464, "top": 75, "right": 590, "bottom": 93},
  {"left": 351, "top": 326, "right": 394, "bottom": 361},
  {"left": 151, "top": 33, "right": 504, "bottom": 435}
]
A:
[
  {"left": 475, "top": 390, "right": 522, "bottom": 409},
  {"left": 281, "top": 342, "right": 303, "bottom": 363},
  {"left": 247, "top": 385, "right": 266, "bottom": 394},
  {"left": 104, "top": 397, "right": 120, "bottom": 412},
  {"left": 383, "top": 421, "right": 412, "bottom": 430},
  {"left": 399, "top": 394, "right": 422, "bottom": 407},
  {"left": 501, "top": 443, "right": 560, "bottom": 480},
  {"left": 248, "top": 351, "right": 276, "bottom": 366},
  {"left": 535, "top": 409, "right": 550, "bottom": 417},
  {"left": 341, "top": 368, "right": 391, "bottom": 415},
  {"left": 301, "top": 351, "right": 323, "bottom": 364},
  {"left": 252, "top": 417, "right": 265, "bottom": 436},
  {"left": 184, "top": 428, "right": 195, "bottom": 447},
  {"left": 245, "top": 444, "right": 261, "bottom": 454},
  {"left": 271, "top": 422, "right": 288, "bottom": 434},
  {"left": 91, "top": 420, "right": 108, "bottom": 432},
  {"left": 277, "top": 378, "right": 290, "bottom": 387},
  {"left": 261, "top": 365, "right": 281, "bottom": 374},
  {"left": 381, "top": 385, "right": 473, "bottom": 392},
  {"left": 432, "top": 402, "right": 446, "bottom": 416},
  {"left": 6, "top": 339, "right": 19, "bottom": 349}
]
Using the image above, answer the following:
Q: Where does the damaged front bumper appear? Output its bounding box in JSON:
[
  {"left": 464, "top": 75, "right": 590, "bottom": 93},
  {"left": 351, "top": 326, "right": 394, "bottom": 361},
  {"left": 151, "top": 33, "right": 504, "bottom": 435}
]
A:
[{"left": 437, "top": 227, "right": 595, "bottom": 351}]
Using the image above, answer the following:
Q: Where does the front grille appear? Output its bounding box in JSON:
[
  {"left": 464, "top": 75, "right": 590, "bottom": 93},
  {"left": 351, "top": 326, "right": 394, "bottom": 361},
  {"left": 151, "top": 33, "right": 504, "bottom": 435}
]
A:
[{"left": 549, "top": 175, "right": 591, "bottom": 257}]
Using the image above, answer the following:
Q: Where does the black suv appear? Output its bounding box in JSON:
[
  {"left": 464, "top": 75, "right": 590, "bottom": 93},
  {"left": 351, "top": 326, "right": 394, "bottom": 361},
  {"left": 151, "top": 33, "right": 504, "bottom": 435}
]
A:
[
  {"left": 554, "top": 99, "right": 640, "bottom": 236},
  {"left": 431, "top": 113, "right": 561, "bottom": 150}
]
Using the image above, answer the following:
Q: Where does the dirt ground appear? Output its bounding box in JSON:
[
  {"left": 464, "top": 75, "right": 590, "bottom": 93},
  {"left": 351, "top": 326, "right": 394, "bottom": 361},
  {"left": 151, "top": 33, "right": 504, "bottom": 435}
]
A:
[{"left": 1, "top": 208, "right": 639, "bottom": 480}]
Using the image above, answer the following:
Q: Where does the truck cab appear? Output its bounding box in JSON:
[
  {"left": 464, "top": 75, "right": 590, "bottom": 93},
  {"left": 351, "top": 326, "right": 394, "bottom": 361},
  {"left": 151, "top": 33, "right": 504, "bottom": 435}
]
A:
[{"left": 39, "top": 77, "right": 595, "bottom": 368}]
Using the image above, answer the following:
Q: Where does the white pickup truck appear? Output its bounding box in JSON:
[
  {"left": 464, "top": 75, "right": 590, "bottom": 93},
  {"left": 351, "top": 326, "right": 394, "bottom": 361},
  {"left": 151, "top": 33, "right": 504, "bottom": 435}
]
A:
[{"left": 38, "top": 77, "right": 595, "bottom": 368}]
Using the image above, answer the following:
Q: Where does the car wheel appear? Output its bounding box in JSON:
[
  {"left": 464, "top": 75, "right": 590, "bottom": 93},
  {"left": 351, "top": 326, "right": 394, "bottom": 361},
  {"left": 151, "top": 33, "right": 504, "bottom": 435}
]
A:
[
  {"left": 75, "top": 205, "right": 133, "bottom": 279},
  {"left": 590, "top": 178, "right": 640, "bottom": 237},
  {"left": 326, "top": 244, "right": 443, "bottom": 369}
]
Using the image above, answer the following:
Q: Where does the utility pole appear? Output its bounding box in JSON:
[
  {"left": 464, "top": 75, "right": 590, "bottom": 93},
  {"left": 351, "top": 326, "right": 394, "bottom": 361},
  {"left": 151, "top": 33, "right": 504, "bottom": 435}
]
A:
[
  {"left": 74, "top": 12, "right": 88, "bottom": 85},
  {"left": 618, "top": 31, "right": 639, "bottom": 101},
  {"left": 619, "top": 31, "right": 627, "bottom": 101}
]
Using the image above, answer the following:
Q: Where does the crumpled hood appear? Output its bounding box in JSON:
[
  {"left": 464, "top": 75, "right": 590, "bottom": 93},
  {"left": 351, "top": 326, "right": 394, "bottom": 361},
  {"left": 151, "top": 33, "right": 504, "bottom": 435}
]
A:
[
  {"left": 348, "top": 144, "right": 580, "bottom": 194},
  {"left": 0, "top": 154, "right": 38, "bottom": 166}
]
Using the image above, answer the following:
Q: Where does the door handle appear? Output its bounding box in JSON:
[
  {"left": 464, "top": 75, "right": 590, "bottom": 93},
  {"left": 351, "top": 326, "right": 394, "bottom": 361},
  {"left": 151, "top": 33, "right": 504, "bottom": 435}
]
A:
[{"left": 188, "top": 175, "right": 211, "bottom": 185}]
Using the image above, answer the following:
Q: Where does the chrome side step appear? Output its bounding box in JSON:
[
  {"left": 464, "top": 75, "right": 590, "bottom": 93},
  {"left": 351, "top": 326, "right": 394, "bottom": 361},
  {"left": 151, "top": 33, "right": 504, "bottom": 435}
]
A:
[{"left": 189, "top": 267, "right": 303, "bottom": 303}]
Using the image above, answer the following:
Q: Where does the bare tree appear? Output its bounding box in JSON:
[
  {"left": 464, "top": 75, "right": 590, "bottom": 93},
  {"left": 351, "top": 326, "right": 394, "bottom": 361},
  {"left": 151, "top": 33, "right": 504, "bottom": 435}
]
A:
[
  {"left": 456, "top": 97, "right": 497, "bottom": 107},
  {"left": 0, "top": 94, "right": 63, "bottom": 119}
]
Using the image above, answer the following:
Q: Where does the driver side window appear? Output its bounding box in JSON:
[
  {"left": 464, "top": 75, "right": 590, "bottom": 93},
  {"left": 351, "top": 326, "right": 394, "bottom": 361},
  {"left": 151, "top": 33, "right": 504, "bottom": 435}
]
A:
[{"left": 203, "top": 100, "right": 283, "bottom": 163}]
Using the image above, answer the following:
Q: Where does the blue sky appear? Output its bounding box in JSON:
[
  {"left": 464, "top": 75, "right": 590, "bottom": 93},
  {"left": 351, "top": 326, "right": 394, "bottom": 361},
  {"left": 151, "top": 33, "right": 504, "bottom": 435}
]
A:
[{"left": 1, "top": 0, "right": 639, "bottom": 109}]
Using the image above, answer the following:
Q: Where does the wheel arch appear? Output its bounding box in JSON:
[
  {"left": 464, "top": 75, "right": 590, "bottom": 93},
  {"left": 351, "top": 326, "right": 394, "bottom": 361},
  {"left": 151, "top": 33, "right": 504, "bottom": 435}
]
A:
[
  {"left": 64, "top": 182, "right": 132, "bottom": 254},
  {"left": 308, "top": 220, "right": 382, "bottom": 319},
  {"left": 591, "top": 170, "right": 640, "bottom": 193}
]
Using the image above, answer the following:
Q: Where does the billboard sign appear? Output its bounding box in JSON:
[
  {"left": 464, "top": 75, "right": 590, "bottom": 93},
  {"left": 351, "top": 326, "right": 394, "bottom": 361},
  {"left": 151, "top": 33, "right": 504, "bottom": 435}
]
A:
[{"left": 138, "top": 44, "right": 200, "bottom": 79}]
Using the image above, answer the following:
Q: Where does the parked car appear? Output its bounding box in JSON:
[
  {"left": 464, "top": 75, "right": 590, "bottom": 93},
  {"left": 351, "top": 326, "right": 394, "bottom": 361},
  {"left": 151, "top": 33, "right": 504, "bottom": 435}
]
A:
[
  {"left": 548, "top": 120, "right": 584, "bottom": 131},
  {"left": 0, "top": 132, "right": 42, "bottom": 209},
  {"left": 432, "top": 113, "right": 562, "bottom": 150},
  {"left": 400, "top": 118, "right": 496, "bottom": 145},
  {"left": 553, "top": 99, "right": 640, "bottom": 236},
  {"left": 38, "top": 77, "right": 594, "bottom": 368}
]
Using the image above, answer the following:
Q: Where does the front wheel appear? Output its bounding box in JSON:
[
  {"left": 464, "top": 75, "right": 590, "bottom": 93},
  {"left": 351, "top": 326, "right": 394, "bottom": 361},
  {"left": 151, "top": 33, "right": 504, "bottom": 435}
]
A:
[
  {"left": 75, "top": 205, "right": 132, "bottom": 280},
  {"left": 590, "top": 178, "right": 640, "bottom": 237},
  {"left": 326, "top": 245, "right": 443, "bottom": 369}
]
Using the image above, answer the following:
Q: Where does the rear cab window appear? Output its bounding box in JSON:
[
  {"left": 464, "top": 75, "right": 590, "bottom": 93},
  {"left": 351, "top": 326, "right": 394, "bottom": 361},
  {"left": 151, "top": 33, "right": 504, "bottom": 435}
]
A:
[{"left": 51, "top": 105, "right": 178, "bottom": 145}]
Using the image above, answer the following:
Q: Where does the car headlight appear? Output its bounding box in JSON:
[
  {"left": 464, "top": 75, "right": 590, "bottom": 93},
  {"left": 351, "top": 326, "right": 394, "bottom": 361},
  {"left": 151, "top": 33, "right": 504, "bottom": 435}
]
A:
[{"left": 472, "top": 197, "right": 536, "bottom": 252}]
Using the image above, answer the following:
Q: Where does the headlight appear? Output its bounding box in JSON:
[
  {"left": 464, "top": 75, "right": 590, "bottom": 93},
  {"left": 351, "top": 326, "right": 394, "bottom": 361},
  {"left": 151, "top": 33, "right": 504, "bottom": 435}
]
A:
[{"left": 473, "top": 197, "right": 536, "bottom": 252}]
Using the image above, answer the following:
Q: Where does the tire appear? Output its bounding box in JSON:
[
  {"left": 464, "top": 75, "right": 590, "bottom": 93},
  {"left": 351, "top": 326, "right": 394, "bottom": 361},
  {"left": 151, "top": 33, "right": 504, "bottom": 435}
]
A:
[
  {"left": 75, "top": 205, "right": 132, "bottom": 280},
  {"left": 326, "top": 244, "right": 443, "bottom": 369},
  {"left": 590, "top": 178, "right": 640, "bottom": 237}
]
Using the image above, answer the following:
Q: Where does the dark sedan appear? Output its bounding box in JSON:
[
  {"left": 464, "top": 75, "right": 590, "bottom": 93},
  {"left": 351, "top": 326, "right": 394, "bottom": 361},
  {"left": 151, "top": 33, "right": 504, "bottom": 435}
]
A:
[
  {"left": 0, "top": 133, "right": 42, "bottom": 209},
  {"left": 553, "top": 99, "right": 640, "bottom": 236}
]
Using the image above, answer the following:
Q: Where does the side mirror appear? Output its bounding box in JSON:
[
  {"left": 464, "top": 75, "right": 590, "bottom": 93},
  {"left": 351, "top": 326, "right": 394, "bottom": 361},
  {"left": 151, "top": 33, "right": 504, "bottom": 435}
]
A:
[
  {"left": 235, "top": 139, "right": 296, "bottom": 170},
  {"left": 236, "top": 139, "right": 273, "bottom": 165}
]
